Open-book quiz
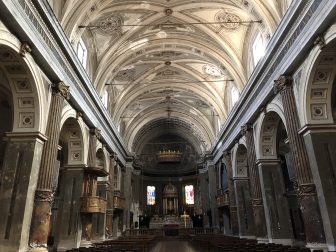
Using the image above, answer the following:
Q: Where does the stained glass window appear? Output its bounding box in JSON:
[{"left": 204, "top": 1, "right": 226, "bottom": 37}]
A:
[
  {"left": 185, "top": 185, "right": 194, "bottom": 205},
  {"left": 147, "top": 186, "right": 155, "bottom": 205}
]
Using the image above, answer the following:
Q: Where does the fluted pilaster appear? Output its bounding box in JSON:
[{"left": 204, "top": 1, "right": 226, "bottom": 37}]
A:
[
  {"left": 29, "top": 82, "right": 70, "bottom": 250},
  {"left": 106, "top": 153, "right": 117, "bottom": 237},
  {"left": 274, "top": 75, "right": 325, "bottom": 243},
  {"left": 241, "top": 124, "right": 267, "bottom": 238},
  {"left": 223, "top": 151, "right": 239, "bottom": 235}
]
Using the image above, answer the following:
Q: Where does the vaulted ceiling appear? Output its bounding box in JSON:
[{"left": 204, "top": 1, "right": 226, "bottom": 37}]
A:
[{"left": 50, "top": 0, "right": 291, "bottom": 161}]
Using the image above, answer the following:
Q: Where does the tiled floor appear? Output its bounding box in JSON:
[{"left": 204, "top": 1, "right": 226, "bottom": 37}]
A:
[{"left": 150, "top": 239, "right": 199, "bottom": 252}]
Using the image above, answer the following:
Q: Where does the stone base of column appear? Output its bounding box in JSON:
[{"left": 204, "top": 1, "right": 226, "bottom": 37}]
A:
[
  {"left": 306, "top": 243, "right": 328, "bottom": 252},
  {"left": 269, "top": 238, "right": 294, "bottom": 246},
  {"left": 299, "top": 186, "right": 325, "bottom": 243},
  {"left": 229, "top": 206, "right": 239, "bottom": 235},
  {"left": 28, "top": 248, "right": 48, "bottom": 252},
  {"left": 29, "top": 191, "right": 53, "bottom": 250},
  {"left": 252, "top": 203, "right": 267, "bottom": 239}
]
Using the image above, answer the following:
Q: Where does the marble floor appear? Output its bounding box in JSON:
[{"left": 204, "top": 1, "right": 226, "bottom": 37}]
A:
[{"left": 150, "top": 239, "right": 200, "bottom": 252}]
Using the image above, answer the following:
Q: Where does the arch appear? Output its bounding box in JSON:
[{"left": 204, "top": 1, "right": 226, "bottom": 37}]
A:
[
  {"left": 300, "top": 25, "right": 336, "bottom": 125},
  {"left": 59, "top": 116, "right": 85, "bottom": 165},
  {"left": 255, "top": 105, "right": 287, "bottom": 160},
  {"left": 0, "top": 29, "right": 46, "bottom": 133},
  {"left": 231, "top": 141, "right": 248, "bottom": 178}
]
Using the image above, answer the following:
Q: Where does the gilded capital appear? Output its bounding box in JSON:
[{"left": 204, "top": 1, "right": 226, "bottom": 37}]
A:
[
  {"left": 273, "top": 75, "right": 293, "bottom": 94},
  {"left": 52, "top": 82, "right": 70, "bottom": 100},
  {"left": 89, "top": 127, "right": 101, "bottom": 139}
]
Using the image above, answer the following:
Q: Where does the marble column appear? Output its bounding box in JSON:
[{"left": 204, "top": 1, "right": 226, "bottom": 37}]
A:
[
  {"left": 208, "top": 162, "right": 219, "bottom": 228},
  {"left": 241, "top": 125, "right": 267, "bottom": 239},
  {"left": 0, "top": 132, "right": 46, "bottom": 252},
  {"left": 274, "top": 76, "right": 325, "bottom": 244},
  {"left": 223, "top": 151, "right": 239, "bottom": 235},
  {"left": 81, "top": 128, "right": 101, "bottom": 244},
  {"left": 105, "top": 154, "right": 117, "bottom": 238},
  {"left": 29, "top": 82, "right": 70, "bottom": 251}
]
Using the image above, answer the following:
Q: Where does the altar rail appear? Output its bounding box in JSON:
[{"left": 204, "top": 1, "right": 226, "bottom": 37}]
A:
[{"left": 123, "top": 227, "right": 219, "bottom": 237}]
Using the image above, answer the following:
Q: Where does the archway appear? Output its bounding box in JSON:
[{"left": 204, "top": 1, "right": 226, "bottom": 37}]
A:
[
  {"left": 233, "top": 144, "right": 255, "bottom": 238},
  {"left": 301, "top": 37, "right": 336, "bottom": 247},
  {"left": 0, "top": 43, "right": 44, "bottom": 252},
  {"left": 49, "top": 117, "right": 85, "bottom": 251},
  {"left": 257, "top": 111, "right": 295, "bottom": 244},
  {"left": 277, "top": 121, "right": 305, "bottom": 242}
]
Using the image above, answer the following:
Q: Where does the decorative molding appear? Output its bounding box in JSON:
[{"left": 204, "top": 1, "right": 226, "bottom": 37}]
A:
[
  {"left": 89, "top": 127, "right": 101, "bottom": 139},
  {"left": 313, "top": 34, "right": 326, "bottom": 49},
  {"left": 240, "top": 124, "right": 251, "bottom": 136},
  {"left": 52, "top": 82, "right": 70, "bottom": 100},
  {"left": 98, "top": 14, "right": 123, "bottom": 34},
  {"left": 273, "top": 75, "right": 293, "bottom": 94},
  {"left": 19, "top": 42, "right": 32, "bottom": 57},
  {"left": 215, "top": 11, "right": 241, "bottom": 30},
  {"left": 298, "top": 183, "right": 316, "bottom": 197},
  {"left": 35, "top": 189, "right": 54, "bottom": 202}
]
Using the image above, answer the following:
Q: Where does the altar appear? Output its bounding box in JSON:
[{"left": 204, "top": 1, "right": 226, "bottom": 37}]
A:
[{"left": 149, "top": 215, "right": 193, "bottom": 230}]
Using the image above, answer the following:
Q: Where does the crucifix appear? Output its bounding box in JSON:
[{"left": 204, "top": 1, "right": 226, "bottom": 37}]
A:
[{"left": 181, "top": 210, "right": 189, "bottom": 228}]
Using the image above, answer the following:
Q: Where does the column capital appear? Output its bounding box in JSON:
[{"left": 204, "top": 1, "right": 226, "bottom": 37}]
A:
[
  {"left": 240, "top": 124, "right": 252, "bottom": 136},
  {"left": 110, "top": 152, "right": 118, "bottom": 161},
  {"left": 273, "top": 75, "right": 293, "bottom": 94},
  {"left": 52, "top": 81, "right": 70, "bottom": 99},
  {"left": 89, "top": 127, "right": 101, "bottom": 139},
  {"left": 314, "top": 34, "right": 326, "bottom": 49},
  {"left": 20, "top": 41, "right": 32, "bottom": 57},
  {"left": 223, "top": 150, "right": 231, "bottom": 158},
  {"left": 76, "top": 110, "right": 83, "bottom": 120}
]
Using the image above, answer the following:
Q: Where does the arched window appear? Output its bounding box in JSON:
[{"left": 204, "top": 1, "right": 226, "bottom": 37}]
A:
[
  {"left": 231, "top": 87, "right": 239, "bottom": 106},
  {"left": 147, "top": 186, "right": 156, "bottom": 205},
  {"left": 77, "top": 38, "right": 87, "bottom": 68},
  {"left": 185, "top": 185, "right": 194, "bottom": 205},
  {"left": 252, "top": 33, "right": 265, "bottom": 65},
  {"left": 101, "top": 88, "right": 108, "bottom": 108}
]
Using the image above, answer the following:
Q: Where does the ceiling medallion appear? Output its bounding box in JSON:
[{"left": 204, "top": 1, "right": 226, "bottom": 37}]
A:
[
  {"left": 99, "top": 14, "right": 123, "bottom": 33},
  {"left": 203, "top": 64, "right": 223, "bottom": 77},
  {"left": 115, "top": 68, "right": 136, "bottom": 81},
  {"left": 165, "top": 8, "right": 173, "bottom": 16},
  {"left": 215, "top": 11, "right": 241, "bottom": 30}
]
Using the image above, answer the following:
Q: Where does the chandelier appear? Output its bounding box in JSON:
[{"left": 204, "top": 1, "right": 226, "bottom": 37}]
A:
[{"left": 157, "top": 150, "right": 182, "bottom": 163}]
